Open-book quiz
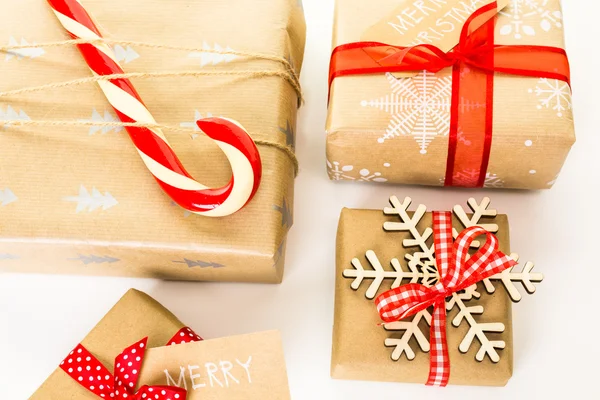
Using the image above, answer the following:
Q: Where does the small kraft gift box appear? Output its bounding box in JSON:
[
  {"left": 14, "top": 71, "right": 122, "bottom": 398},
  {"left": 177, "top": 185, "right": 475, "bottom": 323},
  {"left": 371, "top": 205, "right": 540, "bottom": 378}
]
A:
[
  {"left": 0, "top": 0, "right": 306, "bottom": 283},
  {"left": 30, "top": 289, "right": 292, "bottom": 399},
  {"left": 326, "top": 0, "right": 573, "bottom": 189},
  {"left": 332, "top": 196, "right": 544, "bottom": 386}
]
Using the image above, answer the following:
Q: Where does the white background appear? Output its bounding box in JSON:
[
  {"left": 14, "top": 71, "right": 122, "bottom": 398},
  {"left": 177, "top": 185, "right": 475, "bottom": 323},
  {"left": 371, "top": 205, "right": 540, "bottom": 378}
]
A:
[{"left": 1, "top": 1, "right": 599, "bottom": 398}]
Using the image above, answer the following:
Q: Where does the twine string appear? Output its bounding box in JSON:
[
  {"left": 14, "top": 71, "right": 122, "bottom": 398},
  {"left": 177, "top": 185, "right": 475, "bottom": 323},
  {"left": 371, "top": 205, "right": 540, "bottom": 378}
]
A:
[
  {"left": 0, "top": 37, "right": 301, "bottom": 172},
  {"left": 0, "top": 119, "right": 299, "bottom": 176},
  {"left": 0, "top": 38, "right": 302, "bottom": 100},
  {"left": 0, "top": 70, "right": 302, "bottom": 101}
]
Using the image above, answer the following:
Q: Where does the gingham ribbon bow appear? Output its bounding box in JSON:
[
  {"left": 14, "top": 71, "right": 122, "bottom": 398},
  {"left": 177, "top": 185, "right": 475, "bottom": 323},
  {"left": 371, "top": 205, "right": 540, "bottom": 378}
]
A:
[
  {"left": 375, "top": 212, "right": 517, "bottom": 386},
  {"left": 59, "top": 327, "right": 202, "bottom": 399}
]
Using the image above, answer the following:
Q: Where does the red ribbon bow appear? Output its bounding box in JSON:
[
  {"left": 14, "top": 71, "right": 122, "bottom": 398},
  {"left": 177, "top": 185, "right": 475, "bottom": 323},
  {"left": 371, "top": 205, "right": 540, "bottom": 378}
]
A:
[
  {"left": 375, "top": 212, "right": 516, "bottom": 386},
  {"left": 59, "top": 327, "right": 202, "bottom": 399},
  {"left": 329, "top": 2, "right": 571, "bottom": 188}
]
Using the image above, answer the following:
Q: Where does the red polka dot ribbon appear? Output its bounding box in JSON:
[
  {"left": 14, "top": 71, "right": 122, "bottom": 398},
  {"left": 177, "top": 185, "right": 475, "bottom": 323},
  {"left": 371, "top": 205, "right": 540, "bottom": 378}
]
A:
[
  {"left": 60, "top": 327, "right": 202, "bottom": 399},
  {"left": 375, "top": 212, "right": 517, "bottom": 386}
]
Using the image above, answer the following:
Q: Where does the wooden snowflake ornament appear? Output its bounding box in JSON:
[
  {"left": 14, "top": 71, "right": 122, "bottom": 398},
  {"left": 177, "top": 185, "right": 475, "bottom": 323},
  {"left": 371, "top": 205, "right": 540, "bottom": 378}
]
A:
[{"left": 343, "top": 196, "right": 544, "bottom": 368}]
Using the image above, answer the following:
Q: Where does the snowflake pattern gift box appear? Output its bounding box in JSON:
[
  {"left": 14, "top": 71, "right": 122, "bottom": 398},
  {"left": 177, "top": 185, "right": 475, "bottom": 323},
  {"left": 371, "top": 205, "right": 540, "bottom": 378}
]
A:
[
  {"left": 332, "top": 197, "right": 543, "bottom": 386},
  {"left": 30, "top": 289, "right": 292, "bottom": 400},
  {"left": 326, "top": 0, "right": 574, "bottom": 189},
  {"left": 0, "top": 0, "right": 306, "bottom": 283}
]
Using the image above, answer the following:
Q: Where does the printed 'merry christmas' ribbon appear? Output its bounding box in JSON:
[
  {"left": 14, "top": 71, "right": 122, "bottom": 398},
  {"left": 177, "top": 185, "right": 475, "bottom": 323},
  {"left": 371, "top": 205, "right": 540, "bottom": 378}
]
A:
[
  {"left": 46, "top": 0, "right": 262, "bottom": 217},
  {"left": 59, "top": 327, "right": 202, "bottom": 399},
  {"left": 375, "top": 212, "right": 516, "bottom": 386},
  {"left": 328, "top": 2, "right": 571, "bottom": 188}
]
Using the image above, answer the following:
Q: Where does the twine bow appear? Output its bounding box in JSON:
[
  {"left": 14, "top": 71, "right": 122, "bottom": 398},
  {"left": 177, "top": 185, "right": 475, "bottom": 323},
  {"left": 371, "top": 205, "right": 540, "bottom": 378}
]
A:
[
  {"left": 59, "top": 327, "right": 202, "bottom": 399},
  {"left": 375, "top": 212, "right": 516, "bottom": 386}
]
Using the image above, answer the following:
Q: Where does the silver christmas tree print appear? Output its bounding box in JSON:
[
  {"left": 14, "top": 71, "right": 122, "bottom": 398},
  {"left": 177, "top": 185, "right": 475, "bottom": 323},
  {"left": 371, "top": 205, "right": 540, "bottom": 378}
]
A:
[
  {"left": 279, "top": 120, "right": 295, "bottom": 149},
  {"left": 0, "top": 105, "right": 31, "bottom": 128},
  {"left": 173, "top": 259, "right": 226, "bottom": 269},
  {"left": 112, "top": 45, "right": 140, "bottom": 64},
  {"left": 69, "top": 254, "right": 120, "bottom": 265},
  {"left": 0, "top": 188, "right": 17, "bottom": 206},
  {"left": 180, "top": 111, "right": 217, "bottom": 139},
  {"left": 81, "top": 109, "right": 123, "bottom": 135},
  {"left": 188, "top": 42, "right": 238, "bottom": 67},
  {"left": 64, "top": 185, "right": 118, "bottom": 213},
  {"left": 361, "top": 72, "right": 452, "bottom": 154},
  {"left": 5, "top": 36, "right": 45, "bottom": 61},
  {"left": 273, "top": 198, "right": 293, "bottom": 228}
]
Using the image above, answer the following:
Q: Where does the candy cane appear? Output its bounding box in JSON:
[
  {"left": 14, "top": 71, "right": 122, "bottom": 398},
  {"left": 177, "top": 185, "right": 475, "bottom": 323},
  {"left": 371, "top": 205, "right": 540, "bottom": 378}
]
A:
[{"left": 46, "top": 0, "right": 262, "bottom": 217}]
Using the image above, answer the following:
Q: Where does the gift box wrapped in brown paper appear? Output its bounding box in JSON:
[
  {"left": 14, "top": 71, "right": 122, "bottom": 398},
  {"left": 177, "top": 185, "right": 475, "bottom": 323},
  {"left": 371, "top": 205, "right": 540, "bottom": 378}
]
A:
[
  {"left": 332, "top": 197, "right": 544, "bottom": 386},
  {"left": 30, "top": 289, "right": 291, "bottom": 399},
  {"left": 0, "top": 0, "right": 305, "bottom": 282},
  {"left": 326, "top": 0, "right": 574, "bottom": 189}
]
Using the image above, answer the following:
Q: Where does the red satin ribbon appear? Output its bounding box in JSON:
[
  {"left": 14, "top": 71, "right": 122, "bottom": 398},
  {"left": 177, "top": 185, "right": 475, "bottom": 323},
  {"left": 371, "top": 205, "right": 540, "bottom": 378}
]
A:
[
  {"left": 59, "top": 327, "right": 202, "bottom": 399},
  {"left": 375, "top": 212, "right": 517, "bottom": 386},
  {"left": 328, "top": 2, "right": 571, "bottom": 187}
]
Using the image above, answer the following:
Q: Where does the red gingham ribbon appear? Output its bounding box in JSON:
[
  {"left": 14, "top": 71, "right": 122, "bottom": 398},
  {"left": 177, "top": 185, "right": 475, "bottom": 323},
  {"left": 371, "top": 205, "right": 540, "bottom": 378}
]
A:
[
  {"left": 375, "top": 212, "right": 516, "bottom": 386},
  {"left": 59, "top": 327, "right": 202, "bottom": 399}
]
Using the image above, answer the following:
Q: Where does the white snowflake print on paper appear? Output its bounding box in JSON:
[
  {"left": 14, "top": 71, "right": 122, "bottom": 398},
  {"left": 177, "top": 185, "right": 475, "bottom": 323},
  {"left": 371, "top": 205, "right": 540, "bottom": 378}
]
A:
[
  {"left": 0, "top": 105, "right": 31, "bottom": 128},
  {"left": 81, "top": 109, "right": 123, "bottom": 135},
  {"left": 112, "top": 45, "right": 139, "bottom": 64},
  {"left": 499, "top": 0, "right": 563, "bottom": 39},
  {"left": 327, "top": 160, "right": 389, "bottom": 182},
  {"left": 188, "top": 42, "right": 237, "bottom": 67},
  {"left": 361, "top": 72, "right": 452, "bottom": 154},
  {"left": 529, "top": 78, "right": 572, "bottom": 118},
  {"left": 0, "top": 188, "right": 17, "bottom": 206},
  {"left": 64, "top": 185, "right": 118, "bottom": 213},
  {"left": 440, "top": 171, "right": 505, "bottom": 188},
  {"left": 4, "top": 36, "right": 45, "bottom": 61},
  {"left": 343, "top": 197, "right": 543, "bottom": 363},
  {"left": 327, "top": 161, "right": 355, "bottom": 181}
]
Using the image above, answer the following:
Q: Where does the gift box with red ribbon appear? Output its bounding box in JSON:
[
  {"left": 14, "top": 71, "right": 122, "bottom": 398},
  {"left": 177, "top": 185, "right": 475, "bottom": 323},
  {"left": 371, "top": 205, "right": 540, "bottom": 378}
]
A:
[
  {"left": 29, "top": 289, "right": 291, "bottom": 399},
  {"left": 326, "top": 0, "right": 573, "bottom": 189},
  {"left": 332, "top": 197, "right": 544, "bottom": 386}
]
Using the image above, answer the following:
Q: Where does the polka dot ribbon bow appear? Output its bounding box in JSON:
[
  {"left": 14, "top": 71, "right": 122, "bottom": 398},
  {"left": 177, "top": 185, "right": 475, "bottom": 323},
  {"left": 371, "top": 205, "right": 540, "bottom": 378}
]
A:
[
  {"left": 60, "top": 327, "right": 202, "bottom": 399},
  {"left": 375, "top": 212, "right": 517, "bottom": 387}
]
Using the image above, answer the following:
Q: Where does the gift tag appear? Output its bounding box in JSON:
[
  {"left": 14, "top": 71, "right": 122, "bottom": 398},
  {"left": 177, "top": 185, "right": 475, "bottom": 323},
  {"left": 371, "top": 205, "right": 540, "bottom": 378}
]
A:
[
  {"left": 361, "top": 0, "right": 509, "bottom": 78},
  {"left": 138, "top": 331, "right": 290, "bottom": 400}
]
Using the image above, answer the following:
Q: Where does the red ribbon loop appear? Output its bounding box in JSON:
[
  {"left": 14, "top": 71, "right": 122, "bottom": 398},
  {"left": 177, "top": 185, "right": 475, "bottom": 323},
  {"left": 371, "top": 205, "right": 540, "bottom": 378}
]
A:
[
  {"left": 60, "top": 327, "right": 202, "bottom": 399},
  {"left": 375, "top": 212, "right": 517, "bottom": 386},
  {"left": 328, "top": 1, "right": 571, "bottom": 188}
]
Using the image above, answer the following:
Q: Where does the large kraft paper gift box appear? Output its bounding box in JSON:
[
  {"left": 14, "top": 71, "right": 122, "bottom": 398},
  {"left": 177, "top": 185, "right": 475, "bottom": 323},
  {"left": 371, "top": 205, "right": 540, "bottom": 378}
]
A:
[
  {"left": 0, "top": 0, "right": 305, "bottom": 283},
  {"left": 332, "top": 197, "right": 544, "bottom": 386},
  {"left": 30, "top": 289, "right": 291, "bottom": 399},
  {"left": 326, "top": 0, "right": 574, "bottom": 189}
]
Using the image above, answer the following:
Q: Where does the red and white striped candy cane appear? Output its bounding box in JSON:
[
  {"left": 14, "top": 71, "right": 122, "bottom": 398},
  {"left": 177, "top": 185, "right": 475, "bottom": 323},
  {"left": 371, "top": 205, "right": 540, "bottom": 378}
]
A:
[{"left": 47, "top": 0, "right": 262, "bottom": 217}]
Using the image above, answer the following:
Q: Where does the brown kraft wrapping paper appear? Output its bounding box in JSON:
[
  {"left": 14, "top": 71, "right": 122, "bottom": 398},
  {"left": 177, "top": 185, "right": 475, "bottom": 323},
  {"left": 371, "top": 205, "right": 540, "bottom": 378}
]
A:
[
  {"left": 332, "top": 208, "right": 513, "bottom": 386},
  {"left": 30, "top": 289, "right": 291, "bottom": 399},
  {"left": 0, "top": 0, "right": 306, "bottom": 283},
  {"left": 326, "top": 0, "right": 574, "bottom": 189}
]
